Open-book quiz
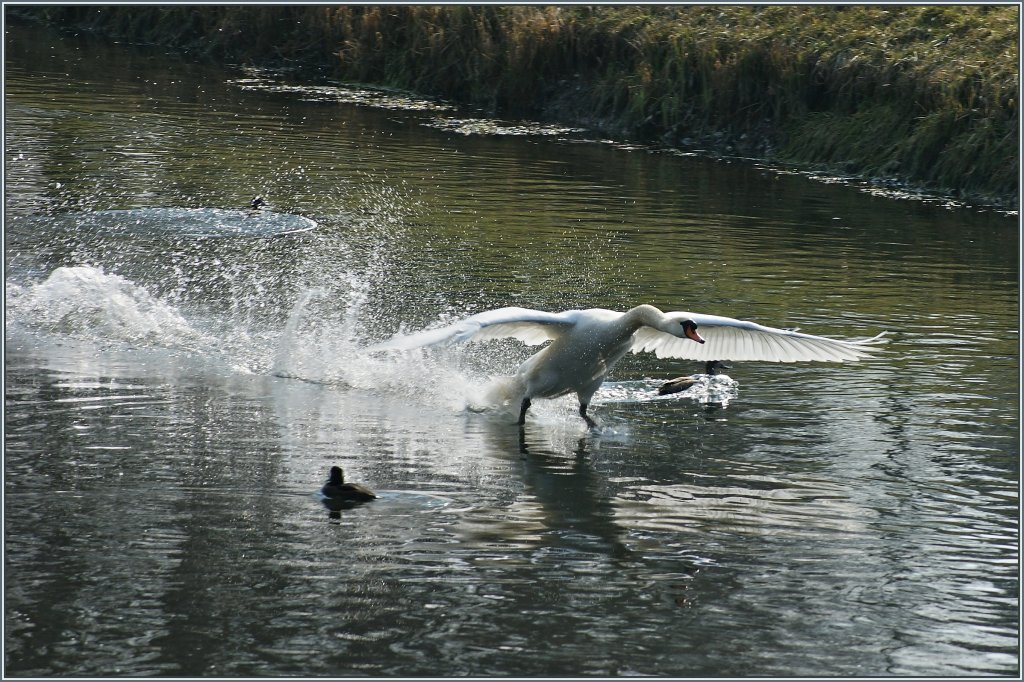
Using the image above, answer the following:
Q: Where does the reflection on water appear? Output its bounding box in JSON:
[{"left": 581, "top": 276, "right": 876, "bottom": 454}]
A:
[{"left": 4, "top": 23, "right": 1018, "bottom": 677}]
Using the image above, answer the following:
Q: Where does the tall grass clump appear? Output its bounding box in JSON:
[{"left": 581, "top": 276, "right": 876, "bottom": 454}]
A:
[{"left": 13, "top": 4, "right": 1018, "bottom": 206}]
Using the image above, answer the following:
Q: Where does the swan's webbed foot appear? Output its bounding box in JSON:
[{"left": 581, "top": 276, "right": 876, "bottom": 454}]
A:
[
  {"left": 579, "top": 403, "right": 598, "bottom": 429},
  {"left": 517, "top": 398, "right": 532, "bottom": 426}
]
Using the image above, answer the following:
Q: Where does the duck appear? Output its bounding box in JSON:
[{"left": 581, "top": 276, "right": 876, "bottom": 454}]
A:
[
  {"left": 249, "top": 196, "right": 265, "bottom": 210},
  {"left": 321, "top": 466, "right": 376, "bottom": 503},
  {"left": 659, "top": 360, "right": 731, "bottom": 395},
  {"left": 365, "top": 305, "right": 886, "bottom": 427}
]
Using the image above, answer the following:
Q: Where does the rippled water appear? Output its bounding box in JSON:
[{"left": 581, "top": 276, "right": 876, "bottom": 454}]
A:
[{"left": 4, "top": 24, "right": 1019, "bottom": 677}]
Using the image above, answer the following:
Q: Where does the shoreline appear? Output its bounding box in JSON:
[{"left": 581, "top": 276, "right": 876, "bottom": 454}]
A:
[{"left": 13, "top": 5, "right": 1018, "bottom": 211}]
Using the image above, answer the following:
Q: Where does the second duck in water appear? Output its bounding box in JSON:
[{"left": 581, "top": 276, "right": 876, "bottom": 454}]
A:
[{"left": 659, "top": 360, "right": 731, "bottom": 395}]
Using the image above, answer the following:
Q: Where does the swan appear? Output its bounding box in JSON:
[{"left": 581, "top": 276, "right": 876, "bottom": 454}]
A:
[
  {"left": 658, "top": 360, "right": 731, "bottom": 395},
  {"left": 321, "top": 466, "right": 376, "bottom": 502},
  {"left": 365, "top": 305, "right": 886, "bottom": 427}
]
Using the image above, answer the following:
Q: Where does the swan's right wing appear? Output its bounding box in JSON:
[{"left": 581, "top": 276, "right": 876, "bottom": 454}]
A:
[{"left": 364, "top": 307, "right": 578, "bottom": 352}]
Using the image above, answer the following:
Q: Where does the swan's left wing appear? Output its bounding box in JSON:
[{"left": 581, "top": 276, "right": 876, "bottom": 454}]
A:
[
  {"left": 364, "top": 307, "right": 578, "bottom": 352},
  {"left": 632, "top": 312, "right": 887, "bottom": 362}
]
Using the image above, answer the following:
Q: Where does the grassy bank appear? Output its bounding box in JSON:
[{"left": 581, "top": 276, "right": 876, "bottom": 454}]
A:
[{"left": 14, "top": 5, "right": 1019, "bottom": 207}]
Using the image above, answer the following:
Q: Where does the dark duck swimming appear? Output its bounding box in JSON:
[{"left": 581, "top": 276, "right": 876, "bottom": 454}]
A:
[
  {"left": 658, "top": 360, "right": 731, "bottom": 395},
  {"left": 321, "top": 466, "right": 376, "bottom": 503}
]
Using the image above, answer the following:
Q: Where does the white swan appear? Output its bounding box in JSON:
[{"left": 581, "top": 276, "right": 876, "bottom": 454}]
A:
[{"left": 366, "top": 305, "right": 887, "bottom": 427}]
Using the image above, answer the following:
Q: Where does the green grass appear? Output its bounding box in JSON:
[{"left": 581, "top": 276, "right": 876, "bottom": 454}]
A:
[{"left": 13, "top": 4, "right": 1019, "bottom": 206}]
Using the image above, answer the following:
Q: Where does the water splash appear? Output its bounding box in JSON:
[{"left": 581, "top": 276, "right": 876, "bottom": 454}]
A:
[
  {"left": 269, "top": 276, "right": 741, "bottom": 420},
  {"left": 596, "top": 375, "right": 739, "bottom": 407},
  {"left": 271, "top": 282, "right": 500, "bottom": 414},
  {"left": 7, "top": 263, "right": 737, "bottom": 420},
  {"left": 6, "top": 265, "right": 213, "bottom": 350}
]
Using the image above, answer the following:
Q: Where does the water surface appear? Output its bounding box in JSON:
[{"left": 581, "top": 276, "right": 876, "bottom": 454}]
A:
[{"left": 4, "top": 24, "right": 1019, "bottom": 677}]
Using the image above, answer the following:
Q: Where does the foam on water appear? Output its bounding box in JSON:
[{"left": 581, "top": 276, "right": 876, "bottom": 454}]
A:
[{"left": 229, "top": 67, "right": 451, "bottom": 112}]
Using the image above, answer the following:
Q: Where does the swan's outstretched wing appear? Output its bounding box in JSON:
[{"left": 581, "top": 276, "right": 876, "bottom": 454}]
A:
[
  {"left": 633, "top": 312, "right": 887, "bottom": 362},
  {"left": 365, "top": 307, "right": 578, "bottom": 352}
]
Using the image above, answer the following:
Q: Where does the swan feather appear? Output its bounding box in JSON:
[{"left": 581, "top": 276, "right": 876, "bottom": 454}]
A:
[
  {"left": 368, "top": 306, "right": 885, "bottom": 363},
  {"left": 366, "top": 306, "right": 577, "bottom": 351},
  {"left": 632, "top": 311, "right": 886, "bottom": 362}
]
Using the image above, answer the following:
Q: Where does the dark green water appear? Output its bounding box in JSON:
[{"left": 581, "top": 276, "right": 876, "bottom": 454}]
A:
[{"left": 4, "top": 24, "right": 1018, "bottom": 677}]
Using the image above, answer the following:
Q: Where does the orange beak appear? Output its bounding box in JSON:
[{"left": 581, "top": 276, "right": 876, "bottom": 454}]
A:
[{"left": 683, "top": 321, "right": 705, "bottom": 344}]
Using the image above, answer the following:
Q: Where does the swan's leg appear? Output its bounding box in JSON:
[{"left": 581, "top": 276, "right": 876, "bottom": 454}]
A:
[
  {"left": 579, "top": 403, "right": 597, "bottom": 428},
  {"left": 517, "top": 398, "right": 532, "bottom": 425}
]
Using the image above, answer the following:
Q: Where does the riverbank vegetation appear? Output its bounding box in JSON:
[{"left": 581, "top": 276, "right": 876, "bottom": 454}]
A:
[{"left": 14, "top": 5, "right": 1019, "bottom": 207}]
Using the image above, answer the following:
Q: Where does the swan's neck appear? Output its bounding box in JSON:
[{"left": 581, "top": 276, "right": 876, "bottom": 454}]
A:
[{"left": 622, "top": 304, "right": 667, "bottom": 333}]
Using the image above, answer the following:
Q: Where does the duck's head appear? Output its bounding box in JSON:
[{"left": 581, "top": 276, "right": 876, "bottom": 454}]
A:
[
  {"left": 250, "top": 196, "right": 265, "bottom": 210},
  {"left": 327, "top": 466, "right": 345, "bottom": 485},
  {"left": 706, "top": 360, "right": 730, "bottom": 375}
]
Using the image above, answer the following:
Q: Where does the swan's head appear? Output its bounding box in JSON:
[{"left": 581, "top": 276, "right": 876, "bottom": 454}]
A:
[
  {"left": 327, "top": 466, "right": 345, "bottom": 485},
  {"left": 636, "top": 307, "right": 704, "bottom": 343},
  {"left": 680, "top": 319, "right": 705, "bottom": 344}
]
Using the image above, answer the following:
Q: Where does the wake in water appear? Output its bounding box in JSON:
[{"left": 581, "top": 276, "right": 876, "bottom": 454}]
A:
[{"left": 73, "top": 207, "right": 318, "bottom": 239}]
